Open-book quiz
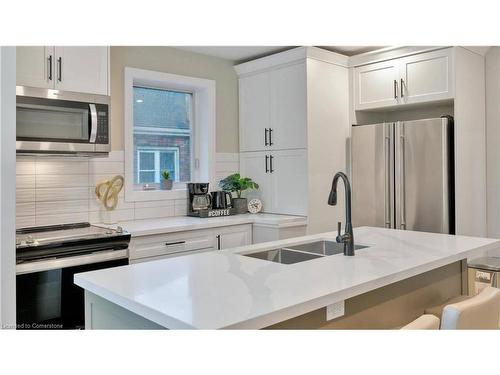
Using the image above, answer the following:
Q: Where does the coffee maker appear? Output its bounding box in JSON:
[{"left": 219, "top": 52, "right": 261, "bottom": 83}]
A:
[{"left": 187, "top": 183, "right": 211, "bottom": 217}]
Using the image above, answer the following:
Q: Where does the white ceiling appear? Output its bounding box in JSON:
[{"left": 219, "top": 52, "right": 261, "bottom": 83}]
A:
[{"left": 176, "top": 46, "right": 382, "bottom": 63}]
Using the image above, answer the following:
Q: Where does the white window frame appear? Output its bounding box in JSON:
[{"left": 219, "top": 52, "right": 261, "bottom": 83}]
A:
[
  {"left": 124, "top": 67, "right": 216, "bottom": 202},
  {"left": 136, "top": 147, "right": 180, "bottom": 184}
]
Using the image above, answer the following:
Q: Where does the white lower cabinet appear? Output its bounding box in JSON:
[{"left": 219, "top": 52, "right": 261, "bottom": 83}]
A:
[
  {"left": 214, "top": 225, "right": 252, "bottom": 250},
  {"left": 128, "top": 224, "right": 252, "bottom": 263}
]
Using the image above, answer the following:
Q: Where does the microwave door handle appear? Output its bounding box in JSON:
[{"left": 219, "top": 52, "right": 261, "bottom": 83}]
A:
[{"left": 89, "top": 104, "right": 98, "bottom": 143}]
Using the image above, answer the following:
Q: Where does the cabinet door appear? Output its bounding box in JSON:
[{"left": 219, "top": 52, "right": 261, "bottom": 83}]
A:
[
  {"left": 270, "top": 62, "right": 307, "bottom": 149},
  {"left": 239, "top": 73, "right": 270, "bottom": 152},
  {"left": 239, "top": 151, "right": 272, "bottom": 211},
  {"left": 354, "top": 60, "right": 400, "bottom": 110},
  {"left": 215, "top": 225, "right": 252, "bottom": 250},
  {"left": 399, "top": 49, "right": 454, "bottom": 104},
  {"left": 16, "top": 46, "right": 54, "bottom": 89},
  {"left": 269, "top": 149, "right": 308, "bottom": 216},
  {"left": 54, "top": 47, "right": 109, "bottom": 95}
]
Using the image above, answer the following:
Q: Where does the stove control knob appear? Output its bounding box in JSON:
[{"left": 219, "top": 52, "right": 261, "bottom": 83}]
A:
[
  {"left": 106, "top": 229, "right": 113, "bottom": 235},
  {"left": 16, "top": 237, "right": 21, "bottom": 246},
  {"left": 25, "top": 235, "right": 35, "bottom": 245},
  {"left": 116, "top": 226, "right": 123, "bottom": 233}
]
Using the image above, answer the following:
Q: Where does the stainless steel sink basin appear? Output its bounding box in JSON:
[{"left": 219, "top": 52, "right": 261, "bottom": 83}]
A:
[
  {"left": 243, "top": 248, "right": 322, "bottom": 264},
  {"left": 287, "top": 240, "right": 369, "bottom": 256}
]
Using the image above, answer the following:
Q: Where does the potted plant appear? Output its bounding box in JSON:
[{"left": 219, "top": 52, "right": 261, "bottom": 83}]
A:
[
  {"left": 161, "top": 170, "right": 173, "bottom": 190},
  {"left": 219, "top": 173, "right": 259, "bottom": 214}
]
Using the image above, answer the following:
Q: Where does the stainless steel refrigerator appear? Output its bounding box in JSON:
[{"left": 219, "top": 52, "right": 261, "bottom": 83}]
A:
[{"left": 351, "top": 117, "right": 454, "bottom": 234}]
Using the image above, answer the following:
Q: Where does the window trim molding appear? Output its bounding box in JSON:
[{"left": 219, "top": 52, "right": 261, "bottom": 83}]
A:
[{"left": 124, "top": 67, "right": 216, "bottom": 202}]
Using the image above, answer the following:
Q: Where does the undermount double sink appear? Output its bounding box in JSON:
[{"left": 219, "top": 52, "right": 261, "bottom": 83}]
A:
[{"left": 243, "top": 240, "right": 369, "bottom": 265}]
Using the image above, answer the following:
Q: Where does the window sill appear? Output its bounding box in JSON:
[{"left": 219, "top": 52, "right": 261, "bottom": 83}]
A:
[{"left": 125, "top": 188, "right": 187, "bottom": 202}]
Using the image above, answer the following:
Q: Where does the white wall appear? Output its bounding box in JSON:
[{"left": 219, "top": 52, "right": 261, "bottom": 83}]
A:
[
  {"left": 0, "top": 47, "right": 16, "bottom": 328},
  {"left": 486, "top": 47, "right": 500, "bottom": 238}
]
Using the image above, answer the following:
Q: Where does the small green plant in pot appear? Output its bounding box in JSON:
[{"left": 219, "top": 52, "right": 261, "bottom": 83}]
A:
[
  {"left": 161, "top": 170, "right": 173, "bottom": 190},
  {"left": 219, "top": 173, "right": 259, "bottom": 214}
]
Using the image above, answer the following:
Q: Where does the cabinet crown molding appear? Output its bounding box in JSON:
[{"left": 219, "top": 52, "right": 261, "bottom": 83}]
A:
[{"left": 234, "top": 46, "right": 349, "bottom": 76}]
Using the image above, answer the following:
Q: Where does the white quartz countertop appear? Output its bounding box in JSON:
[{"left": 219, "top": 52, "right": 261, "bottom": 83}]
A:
[
  {"left": 74, "top": 227, "right": 500, "bottom": 329},
  {"left": 95, "top": 213, "right": 307, "bottom": 237}
]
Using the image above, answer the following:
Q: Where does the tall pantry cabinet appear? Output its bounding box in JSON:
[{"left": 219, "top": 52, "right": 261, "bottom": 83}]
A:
[{"left": 236, "top": 47, "right": 350, "bottom": 234}]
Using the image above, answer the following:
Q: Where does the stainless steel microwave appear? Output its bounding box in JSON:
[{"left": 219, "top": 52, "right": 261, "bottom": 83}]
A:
[{"left": 16, "top": 86, "right": 110, "bottom": 155}]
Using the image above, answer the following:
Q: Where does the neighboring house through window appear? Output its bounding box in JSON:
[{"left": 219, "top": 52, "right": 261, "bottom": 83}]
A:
[{"left": 124, "top": 67, "right": 216, "bottom": 202}]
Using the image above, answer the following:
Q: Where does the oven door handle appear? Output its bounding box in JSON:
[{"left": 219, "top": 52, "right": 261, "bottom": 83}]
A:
[{"left": 89, "top": 103, "right": 98, "bottom": 143}]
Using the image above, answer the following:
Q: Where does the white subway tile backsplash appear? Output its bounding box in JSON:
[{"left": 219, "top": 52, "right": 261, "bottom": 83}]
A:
[
  {"left": 36, "top": 187, "right": 90, "bottom": 202},
  {"left": 36, "top": 174, "right": 89, "bottom": 188},
  {"left": 16, "top": 202, "right": 35, "bottom": 217},
  {"left": 15, "top": 152, "right": 238, "bottom": 227},
  {"left": 35, "top": 212, "right": 89, "bottom": 227},
  {"left": 36, "top": 160, "right": 89, "bottom": 175},
  {"left": 36, "top": 200, "right": 89, "bottom": 216},
  {"left": 16, "top": 159, "right": 36, "bottom": 175},
  {"left": 16, "top": 216, "right": 35, "bottom": 229},
  {"left": 17, "top": 189, "right": 35, "bottom": 203},
  {"left": 16, "top": 175, "right": 35, "bottom": 189}
]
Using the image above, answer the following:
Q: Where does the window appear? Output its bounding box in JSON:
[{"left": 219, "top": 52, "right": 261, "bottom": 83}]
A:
[
  {"left": 133, "top": 86, "right": 192, "bottom": 185},
  {"left": 124, "top": 68, "right": 216, "bottom": 202}
]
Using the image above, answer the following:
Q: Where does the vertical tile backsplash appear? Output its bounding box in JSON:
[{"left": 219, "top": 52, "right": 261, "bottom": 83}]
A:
[{"left": 15, "top": 151, "right": 239, "bottom": 228}]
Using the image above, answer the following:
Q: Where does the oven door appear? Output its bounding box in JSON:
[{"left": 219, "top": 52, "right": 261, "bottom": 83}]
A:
[{"left": 16, "top": 256, "right": 128, "bottom": 330}]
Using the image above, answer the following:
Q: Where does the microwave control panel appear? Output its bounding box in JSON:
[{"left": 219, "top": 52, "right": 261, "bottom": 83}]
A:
[{"left": 95, "top": 104, "right": 109, "bottom": 144}]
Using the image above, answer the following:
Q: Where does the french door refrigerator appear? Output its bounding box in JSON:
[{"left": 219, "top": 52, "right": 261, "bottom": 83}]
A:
[{"left": 351, "top": 116, "right": 454, "bottom": 234}]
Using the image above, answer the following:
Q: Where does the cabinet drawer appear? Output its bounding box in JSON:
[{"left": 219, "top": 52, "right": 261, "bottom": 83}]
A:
[
  {"left": 129, "top": 229, "right": 214, "bottom": 260},
  {"left": 129, "top": 247, "right": 213, "bottom": 264}
]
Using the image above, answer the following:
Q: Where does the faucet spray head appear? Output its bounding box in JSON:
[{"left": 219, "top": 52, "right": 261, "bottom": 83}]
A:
[{"left": 328, "top": 189, "right": 337, "bottom": 206}]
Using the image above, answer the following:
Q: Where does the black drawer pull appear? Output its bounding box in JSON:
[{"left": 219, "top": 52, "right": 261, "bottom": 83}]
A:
[{"left": 165, "top": 241, "right": 186, "bottom": 246}]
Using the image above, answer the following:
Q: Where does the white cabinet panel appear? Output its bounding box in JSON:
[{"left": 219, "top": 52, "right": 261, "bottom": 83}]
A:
[
  {"left": 400, "top": 49, "right": 454, "bottom": 104},
  {"left": 54, "top": 47, "right": 108, "bottom": 95},
  {"left": 354, "top": 60, "right": 400, "bottom": 110},
  {"left": 215, "top": 224, "right": 252, "bottom": 250},
  {"left": 270, "top": 149, "right": 308, "bottom": 215},
  {"left": 239, "top": 73, "right": 270, "bottom": 152},
  {"left": 239, "top": 151, "right": 272, "bottom": 211},
  {"left": 270, "top": 63, "right": 307, "bottom": 149},
  {"left": 16, "top": 46, "right": 54, "bottom": 89}
]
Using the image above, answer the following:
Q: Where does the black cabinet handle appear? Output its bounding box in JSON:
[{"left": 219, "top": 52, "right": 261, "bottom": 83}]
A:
[
  {"left": 265, "top": 155, "right": 269, "bottom": 173},
  {"left": 57, "top": 57, "right": 62, "bottom": 82},
  {"left": 269, "top": 155, "right": 274, "bottom": 173},
  {"left": 216, "top": 235, "right": 221, "bottom": 250},
  {"left": 165, "top": 241, "right": 186, "bottom": 246},
  {"left": 269, "top": 128, "right": 273, "bottom": 146},
  {"left": 47, "top": 55, "right": 53, "bottom": 81},
  {"left": 400, "top": 78, "right": 404, "bottom": 98},
  {"left": 264, "top": 128, "right": 268, "bottom": 146},
  {"left": 394, "top": 79, "right": 398, "bottom": 99}
]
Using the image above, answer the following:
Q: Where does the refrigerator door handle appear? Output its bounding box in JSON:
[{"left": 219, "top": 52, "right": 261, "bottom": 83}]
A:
[
  {"left": 399, "top": 128, "right": 406, "bottom": 230},
  {"left": 384, "top": 127, "right": 391, "bottom": 228}
]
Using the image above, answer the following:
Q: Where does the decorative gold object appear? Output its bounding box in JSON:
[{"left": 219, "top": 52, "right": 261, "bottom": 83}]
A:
[{"left": 95, "top": 175, "right": 124, "bottom": 211}]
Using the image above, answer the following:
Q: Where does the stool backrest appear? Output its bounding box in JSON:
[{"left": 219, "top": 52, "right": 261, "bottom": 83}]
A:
[
  {"left": 441, "top": 286, "right": 500, "bottom": 329},
  {"left": 401, "top": 314, "right": 440, "bottom": 330}
]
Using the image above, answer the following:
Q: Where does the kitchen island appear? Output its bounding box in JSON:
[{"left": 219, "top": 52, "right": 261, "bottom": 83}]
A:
[{"left": 74, "top": 227, "right": 500, "bottom": 329}]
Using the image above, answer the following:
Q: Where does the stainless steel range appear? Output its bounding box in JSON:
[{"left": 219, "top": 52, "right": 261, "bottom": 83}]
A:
[{"left": 16, "top": 222, "right": 130, "bottom": 329}]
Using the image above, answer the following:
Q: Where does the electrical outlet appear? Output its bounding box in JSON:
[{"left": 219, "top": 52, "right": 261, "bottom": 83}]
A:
[{"left": 326, "top": 300, "right": 345, "bottom": 321}]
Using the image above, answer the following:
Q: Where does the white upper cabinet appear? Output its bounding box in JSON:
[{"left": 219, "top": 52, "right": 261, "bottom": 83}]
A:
[
  {"left": 238, "top": 62, "right": 307, "bottom": 152},
  {"left": 270, "top": 63, "right": 307, "bottom": 150},
  {"left": 354, "top": 48, "right": 454, "bottom": 110},
  {"left": 54, "top": 47, "right": 109, "bottom": 95},
  {"left": 16, "top": 46, "right": 109, "bottom": 95},
  {"left": 399, "top": 49, "right": 454, "bottom": 105},
  {"left": 354, "top": 59, "right": 401, "bottom": 110},
  {"left": 239, "top": 72, "right": 270, "bottom": 152},
  {"left": 16, "top": 47, "right": 54, "bottom": 89}
]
